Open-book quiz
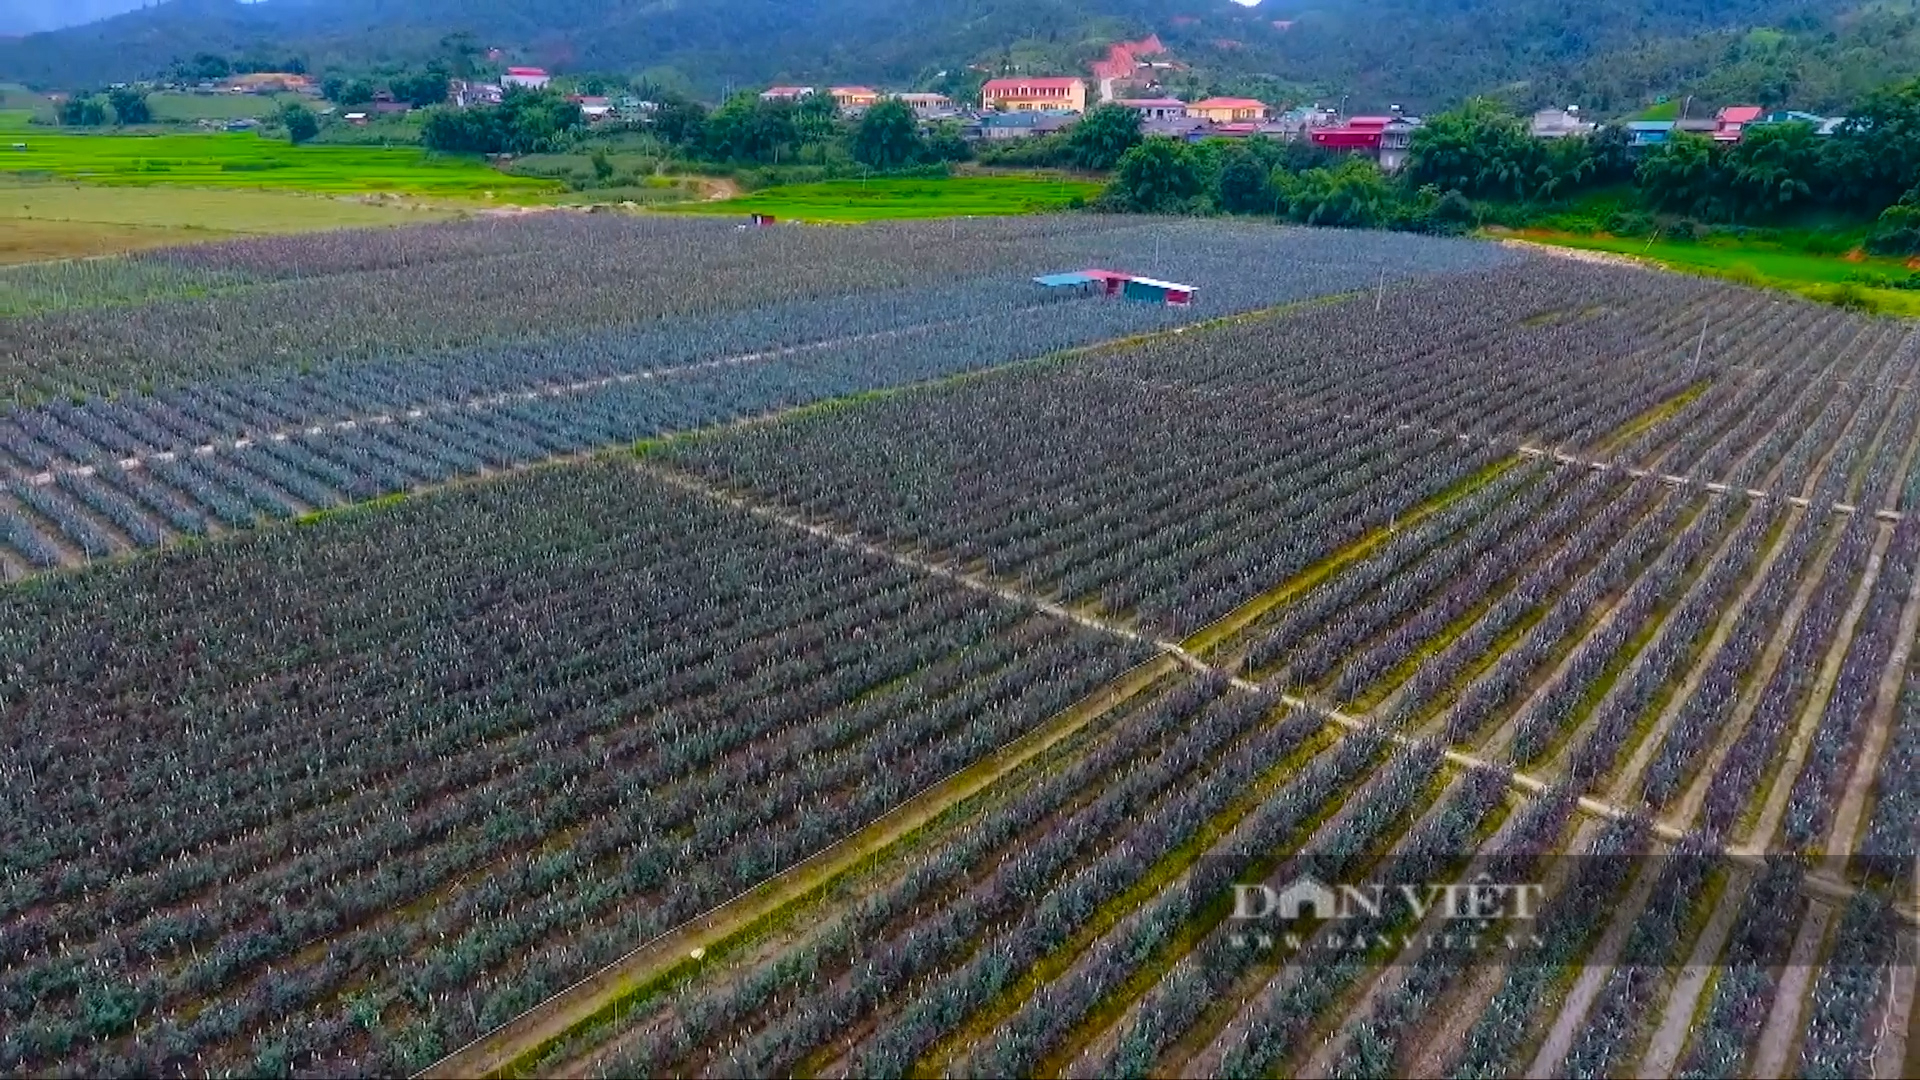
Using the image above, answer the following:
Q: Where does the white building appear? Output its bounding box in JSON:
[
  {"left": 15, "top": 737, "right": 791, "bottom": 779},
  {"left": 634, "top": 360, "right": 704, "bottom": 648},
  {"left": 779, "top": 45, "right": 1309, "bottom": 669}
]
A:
[{"left": 503, "top": 67, "right": 551, "bottom": 91}]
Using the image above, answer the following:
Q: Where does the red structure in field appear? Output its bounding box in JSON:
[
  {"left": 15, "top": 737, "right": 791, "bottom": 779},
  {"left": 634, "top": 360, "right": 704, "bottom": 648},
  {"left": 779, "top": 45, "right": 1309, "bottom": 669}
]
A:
[{"left": 1033, "top": 269, "right": 1195, "bottom": 306}]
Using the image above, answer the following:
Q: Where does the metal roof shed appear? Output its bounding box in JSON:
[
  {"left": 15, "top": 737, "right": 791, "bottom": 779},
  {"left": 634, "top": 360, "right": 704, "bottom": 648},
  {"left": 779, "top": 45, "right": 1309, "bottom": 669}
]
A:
[{"left": 1122, "top": 276, "right": 1196, "bottom": 306}]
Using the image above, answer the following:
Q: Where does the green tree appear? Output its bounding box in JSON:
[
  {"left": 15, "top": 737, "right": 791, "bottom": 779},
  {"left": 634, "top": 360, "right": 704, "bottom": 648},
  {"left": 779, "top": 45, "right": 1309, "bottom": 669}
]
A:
[
  {"left": 851, "top": 98, "right": 925, "bottom": 169},
  {"left": 1065, "top": 103, "right": 1142, "bottom": 171},
  {"left": 390, "top": 68, "right": 451, "bottom": 109},
  {"left": 333, "top": 79, "right": 376, "bottom": 108},
  {"left": 1106, "top": 137, "right": 1204, "bottom": 213},
  {"left": 591, "top": 148, "right": 615, "bottom": 182},
  {"left": 280, "top": 101, "right": 319, "bottom": 145},
  {"left": 1282, "top": 157, "right": 1395, "bottom": 228},
  {"left": 1214, "top": 142, "right": 1278, "bottom": 214},
  {"left": 795, "top": 90, "right": 840, "bottom": 145},
  {"left": 1405, "top": 99, "right": 1542, "bottom": 201},
  {"left": 105, "top": 87, "right": 151, "bottom": 125},
  {"left": 1723, "top": 121, "right": 1822, "bottom": 218},
  {"left": 56, "top": 96, "right": 108, "bottom": 127},
  {"left": 927, "top": 123, "right": 973, "bottom": 163},
  {"left": 650, "top": 96, "right": 708, "bottom": 149},
  {"left": 1635, "top": 132, "right": 1727, "bottom": 218}
]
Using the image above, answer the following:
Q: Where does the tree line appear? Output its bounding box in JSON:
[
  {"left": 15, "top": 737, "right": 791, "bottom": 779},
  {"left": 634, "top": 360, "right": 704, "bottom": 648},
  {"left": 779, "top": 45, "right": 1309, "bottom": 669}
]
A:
[{"left": 1095, "top": 76, "right": 1920, "bottom": 256}]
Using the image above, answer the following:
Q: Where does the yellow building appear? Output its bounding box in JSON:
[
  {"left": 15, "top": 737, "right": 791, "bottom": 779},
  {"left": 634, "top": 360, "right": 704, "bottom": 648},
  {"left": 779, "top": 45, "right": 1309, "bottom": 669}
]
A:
[
  {"left": 830, "top": 86, "right": 881, "bottom": 109},
  {"left": 981, "top": 77, "right": 1088, "bottom": 113},
  {"left": 1185, "top": 97, "right": 1271, "bottom": 123}
]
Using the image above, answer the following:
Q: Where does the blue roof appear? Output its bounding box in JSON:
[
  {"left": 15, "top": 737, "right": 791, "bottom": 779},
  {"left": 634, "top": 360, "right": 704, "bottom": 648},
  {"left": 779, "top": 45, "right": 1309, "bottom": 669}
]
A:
[
  {"left": 1034, "top": 271, "right": 1100, "bottom": 287},
  {"left": 1628, "top": 120, "right": 1675, "bottom": 131}
]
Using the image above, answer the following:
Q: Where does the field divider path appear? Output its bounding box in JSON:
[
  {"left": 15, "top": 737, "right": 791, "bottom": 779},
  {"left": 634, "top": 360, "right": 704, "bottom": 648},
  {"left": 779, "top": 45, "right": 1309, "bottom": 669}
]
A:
[
  {"left": 638, "top": 462, "right": 1918, "bottom": 924},
  {"left": 1520, "top": 445, "right": 1903, "bottom": 521}
]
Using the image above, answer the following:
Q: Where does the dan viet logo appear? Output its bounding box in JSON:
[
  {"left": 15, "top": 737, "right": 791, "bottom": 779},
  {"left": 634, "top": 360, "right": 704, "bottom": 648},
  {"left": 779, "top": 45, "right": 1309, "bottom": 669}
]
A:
[{"left": 1228, "top": 874, "right": 1547, "bottom": 954}]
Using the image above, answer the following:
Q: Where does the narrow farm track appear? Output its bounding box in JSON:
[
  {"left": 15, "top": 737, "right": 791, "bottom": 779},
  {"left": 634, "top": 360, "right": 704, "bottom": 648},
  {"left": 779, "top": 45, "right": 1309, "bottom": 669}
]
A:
[
  {"left": 1750, "top": 901, "right": 1836, "bottom": 1078},
  {"left": 1637, "top": 869, "right": 1755, "bottom": 1078}
]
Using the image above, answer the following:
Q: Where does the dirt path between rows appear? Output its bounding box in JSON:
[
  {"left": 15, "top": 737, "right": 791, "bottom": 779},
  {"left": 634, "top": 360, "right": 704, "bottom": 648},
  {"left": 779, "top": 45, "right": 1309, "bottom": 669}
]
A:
[
  {"left": 1636, "top": 868, "right": 1753, "bottom": 1076},
  {"left": 1749, "top": 900, "right": 1833, "bottom": 1078},
  {"left": 1526, "top": 844, "right": 1674, "bottom": 1075}
]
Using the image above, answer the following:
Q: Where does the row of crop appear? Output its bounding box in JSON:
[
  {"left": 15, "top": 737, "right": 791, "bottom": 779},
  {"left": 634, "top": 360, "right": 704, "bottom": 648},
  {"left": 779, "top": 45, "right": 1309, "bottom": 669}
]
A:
[
  {"left": 1506, "top": 496, "right": 1743, "bottom": 767},
  {"left": 1674, "top": 859, "right": 1807, "bottom": 1077},
  {"left": 1444, "top": 814, "right": 1654, "bottom": 1078},
  {"left": 1262, "top": 462, "right": 1564, "bottom": 689},
  {"left": 1061, "top": 740, "right": 1448, "bottom": 1080},
  {"left": 1639, "top": 510, "right": 1830, "bottom": 808},
  {"left": 1444, "top": 483, "right": 1690, "bottom": 745},
  {"left": 1781, "top": 514, "right": 1920, "bottom": 849},
  {"left": 582, "top": 675, "right": 1233, "bottom": 1079},
  {"left": 1853, "top": 663, "right": 1920, "bottom": 884},
  {"left": 1215, "top": 783, "right": 1581, "bottom": 1078},
  {"left": 1699, "top": 516, "right": 1876, "bottom": 835},
  {"left": 1364, "top": 471, "right": 1634, "bottom": 723},
  {"left": 708, "top": 692, "right": 1326, "bottom": 1078},
  {"left": 836, "top": 703, "right": 1351, "bottom": 1076},
  {"left": 1686, "top": 313, "right": 1860, "bottom": 483},
  {"left": 1555, "top": 831, "right": 1723, "bottom": 1077},
  {"left": 1795, "top": 890, "right": 1902, "bottom": 1079},
  {"left": 1235, "top": 460, "right": 1547, "bottom": 675},
  {"left": 1562, "top": 503, "right": 1781, "bottom": 787}
]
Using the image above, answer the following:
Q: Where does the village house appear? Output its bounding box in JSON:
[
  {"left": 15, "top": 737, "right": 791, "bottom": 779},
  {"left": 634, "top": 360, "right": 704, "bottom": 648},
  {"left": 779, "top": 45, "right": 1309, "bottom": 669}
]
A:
[
  {"left": 1530, "top": 107, "right": 1595, "bottom": 139},
  {"left": 1310, "top": 112, "right": 1424, "bottom": 172},
  {"left": 1714, "top": 105, "right": 1764, "bottom": 143},
  {"left": 1185, "top": 97, "right": 1269, "bottom": 123},
  {"left": 1116, "top": 97, "right": 1188, "bottom": 122},
  {"left": 893, "top": 92, "right": 955, "bottom": 118},
  {"left": 450, "top": 79, "right": 504, "bottom": 108},
  {"left": 974, "top": 110, "right": 1079, "bottom": 139},
  {"left": 570, "top": 95, "right": 614, "bottom": 121},
  {"left": 829, "top": 86, "right": 881, "bottom": 110},
  {"left": 981, "top": 77, "right": 1088, "bottom": 114},
  {"left": 759, "top": 86, "right": 814, "bottom": 102},
  {"left": 502, "top": 67, "right": 551, "bottom": 90}
]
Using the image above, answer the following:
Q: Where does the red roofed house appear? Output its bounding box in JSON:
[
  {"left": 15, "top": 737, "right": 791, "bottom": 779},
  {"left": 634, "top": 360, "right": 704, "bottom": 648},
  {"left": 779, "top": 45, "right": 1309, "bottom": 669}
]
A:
[
  {"left": 503, "top": 67, "right": 550, "bottom": 90},
  {"left": 1311, "top": 114, "right": 1423, "bottom": 171},
  {"left": 830, "top": 86, "right": 881, "bottom": 109},
  {"left": 982, "top": 77, "right": 1088, "bottom": 113},
  {"left": 1186, "top": 97, "right": 1270, "bottom": 123},
  {"left": 1714, "top": 105, "right": 1764, "bottom": 142}
]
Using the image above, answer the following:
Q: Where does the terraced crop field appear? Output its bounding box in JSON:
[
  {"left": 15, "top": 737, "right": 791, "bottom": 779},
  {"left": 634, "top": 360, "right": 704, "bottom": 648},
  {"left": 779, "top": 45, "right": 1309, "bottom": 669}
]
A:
[{"left": 1, "top": 214, "right": 1915, "bottom": 1080}]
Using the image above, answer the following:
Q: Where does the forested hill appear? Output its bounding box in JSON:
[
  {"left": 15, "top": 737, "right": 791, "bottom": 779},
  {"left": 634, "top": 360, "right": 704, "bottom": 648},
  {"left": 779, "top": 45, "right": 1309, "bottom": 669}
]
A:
[{"left": 4, "top": 0, "right": 1919, "bottom": 114}]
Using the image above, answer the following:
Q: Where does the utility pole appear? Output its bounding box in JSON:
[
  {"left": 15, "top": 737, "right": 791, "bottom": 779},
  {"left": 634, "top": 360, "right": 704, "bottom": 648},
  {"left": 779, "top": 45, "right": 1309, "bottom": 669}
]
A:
[
  {"left": 1691, "top": 313, "right": 1709, "bottom": 375},
  {"left": 1376, "top": 268, "right": 1387, "bottom": 313}
]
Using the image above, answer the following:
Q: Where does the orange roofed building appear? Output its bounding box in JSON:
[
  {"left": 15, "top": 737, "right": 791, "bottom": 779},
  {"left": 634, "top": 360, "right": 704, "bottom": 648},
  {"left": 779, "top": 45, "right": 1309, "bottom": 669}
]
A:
[
  {"left": 982, "top": 77, "right": 1088, "bottom": 113},
  {"left": 1186, "top": 97, "right": 1270, "bottom": 123}
]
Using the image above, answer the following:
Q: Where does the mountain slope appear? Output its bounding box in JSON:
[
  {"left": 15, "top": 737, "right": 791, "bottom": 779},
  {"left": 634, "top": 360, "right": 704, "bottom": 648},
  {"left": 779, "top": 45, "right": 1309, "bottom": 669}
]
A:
[{"left": 2, "top": 0, "right": 1915, "bottom": 113}]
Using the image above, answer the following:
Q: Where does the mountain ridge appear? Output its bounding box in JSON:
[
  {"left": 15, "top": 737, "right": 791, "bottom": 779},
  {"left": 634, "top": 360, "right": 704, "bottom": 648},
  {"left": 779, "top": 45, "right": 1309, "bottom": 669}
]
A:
[{"left": 3, "top": 0, "right": 1918, "bottom": 114}]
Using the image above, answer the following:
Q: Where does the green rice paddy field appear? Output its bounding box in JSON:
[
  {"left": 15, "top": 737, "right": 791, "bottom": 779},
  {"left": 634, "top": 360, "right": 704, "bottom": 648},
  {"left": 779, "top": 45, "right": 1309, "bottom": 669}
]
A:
[
  {"left": 0, "top": 130, "right": 557, "bottom": 196},
  {"left": 664, "top": 174, "right": 1104, "bottom": 221}
]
